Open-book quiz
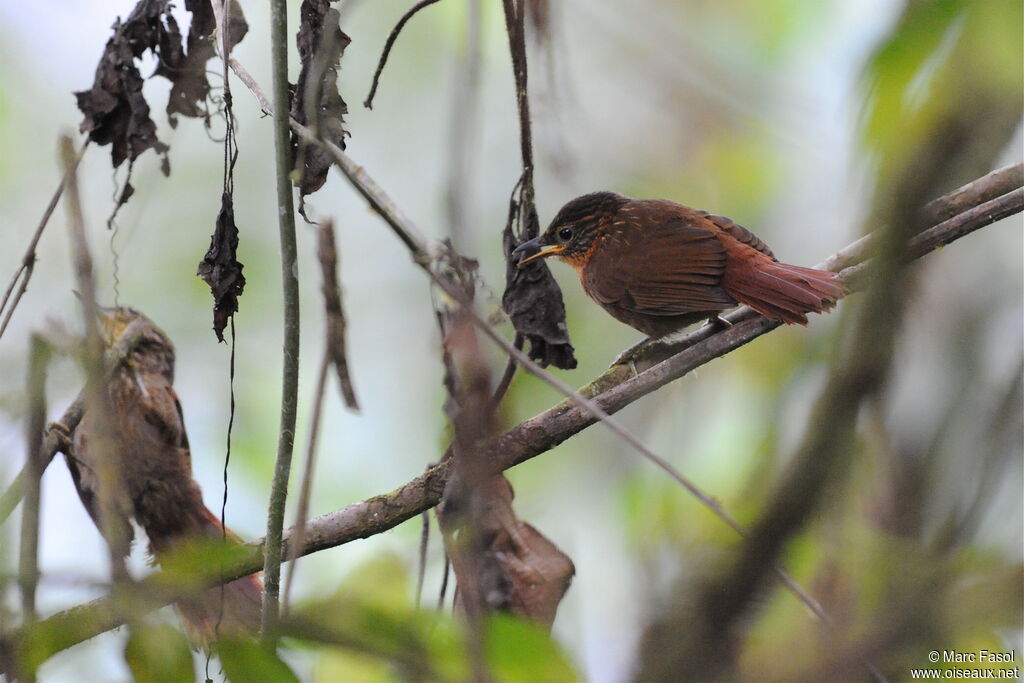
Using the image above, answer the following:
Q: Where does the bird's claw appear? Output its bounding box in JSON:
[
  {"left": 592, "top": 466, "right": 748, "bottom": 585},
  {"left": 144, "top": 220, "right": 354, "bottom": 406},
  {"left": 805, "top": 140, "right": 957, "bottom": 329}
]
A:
[
  {"left": 611, "top": 338, "right": 656, "bottom": 372},
  {"left": 48, "top": 421, "right": 74, "bottom": 450}
]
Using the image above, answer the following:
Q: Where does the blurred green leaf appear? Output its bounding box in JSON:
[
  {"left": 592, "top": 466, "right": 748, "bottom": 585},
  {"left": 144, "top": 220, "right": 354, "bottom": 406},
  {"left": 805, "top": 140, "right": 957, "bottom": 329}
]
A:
[
  {"left": 124, "top": 621, "right": 195, "bottom": 683},
  {"left": 486, "top": 614, "right": 579, "bottom": 682},
  {"left": 153, "top": 536, "right": 259, "bottom": 591},
  {"left": 863, "top": 0, "right": 1022, "bottom": 186},
  {"left": 217, "top": 638, "right": 300, "bottom": 683}
]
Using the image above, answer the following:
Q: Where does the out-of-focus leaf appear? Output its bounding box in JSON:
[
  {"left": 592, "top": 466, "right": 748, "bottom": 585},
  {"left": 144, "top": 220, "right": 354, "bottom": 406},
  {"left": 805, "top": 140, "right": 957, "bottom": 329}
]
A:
[
  {"left": 862, "top": 0, "right": 1022, "bottom": 187},
  {"left": 485, "top": 613, "right": 579, "bottom": 682},
  {"left": 124, "top": 622, "right": 195, "bottom": 683},
  {"left": 313, "top": 649, "right": 391, "bottom": 683},
  {"left": 17, "top": 609, "right": 110, "bottom": 677},
  {"left": 286, "top": 556, "right": 580, "bottom": 681},
  {"left": 217, "top": 637, "right": 300, "bottom": 683}
]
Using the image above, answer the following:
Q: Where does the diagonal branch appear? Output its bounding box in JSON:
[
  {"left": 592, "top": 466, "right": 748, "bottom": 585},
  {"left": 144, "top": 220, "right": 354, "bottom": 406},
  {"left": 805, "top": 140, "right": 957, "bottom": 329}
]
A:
[{"left": 3, "top": 163, "right": 1019, "bottom": 666}]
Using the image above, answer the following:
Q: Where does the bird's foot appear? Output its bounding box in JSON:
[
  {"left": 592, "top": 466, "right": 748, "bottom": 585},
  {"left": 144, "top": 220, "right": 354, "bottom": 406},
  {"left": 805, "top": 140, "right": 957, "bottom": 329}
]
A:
[
  {"left": 611, "top": 337, "right": 660, "bottom": 372},
  {"left": 48, "top": 421, "right": 74, "bottom": 451},
  {"left": 708, "top": 315, "right": 733, "bottom": 330}
]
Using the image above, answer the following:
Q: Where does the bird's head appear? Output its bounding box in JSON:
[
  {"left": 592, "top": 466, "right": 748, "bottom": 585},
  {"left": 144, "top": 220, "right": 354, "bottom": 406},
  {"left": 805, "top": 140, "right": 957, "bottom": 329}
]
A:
[
  {"left": 513, "top": 191, "right": 629, "bottom": 268},
  {"left": 94, "top": 306, "right": 175, "bottom": 374}
]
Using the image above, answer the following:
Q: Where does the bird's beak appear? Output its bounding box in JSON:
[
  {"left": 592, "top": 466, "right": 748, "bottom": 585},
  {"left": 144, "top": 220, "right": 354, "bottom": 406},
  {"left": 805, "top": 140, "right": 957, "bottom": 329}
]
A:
[
  {"left": 512, "top": 237, "right": 565, "bottom": 267},
  {"left": 94, "top": 306, "right": 126, "bottom": 346}
]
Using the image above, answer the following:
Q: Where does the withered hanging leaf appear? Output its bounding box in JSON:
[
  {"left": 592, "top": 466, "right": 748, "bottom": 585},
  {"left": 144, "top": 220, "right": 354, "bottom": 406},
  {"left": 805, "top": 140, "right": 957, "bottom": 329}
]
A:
[
  {"left": 159, "top": 0, "right": 249, "bottom": 126},
  {"left": 197, "top": 192, "right": 246, "bottom": 342},
  {"left": 501, "top": 216, "right": 577, "bottom": 370},
  {"left": 291, "top": 1, "right": 351, "bottom": 196},
  {"left": 440, "top": 474, "right": 575, "bottom": 629},
  {"left": 317, "top": 221, "right": 359, "bottom": 410},
  {"left": 75, "top": 0, "right": 173, "bottom": 168}
]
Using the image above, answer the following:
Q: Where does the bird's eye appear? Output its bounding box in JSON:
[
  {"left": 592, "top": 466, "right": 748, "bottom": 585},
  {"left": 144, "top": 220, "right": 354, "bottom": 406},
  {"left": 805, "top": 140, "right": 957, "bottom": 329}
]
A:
[{"left": 557, "top": 227, "right": 574, "bottom": 241}]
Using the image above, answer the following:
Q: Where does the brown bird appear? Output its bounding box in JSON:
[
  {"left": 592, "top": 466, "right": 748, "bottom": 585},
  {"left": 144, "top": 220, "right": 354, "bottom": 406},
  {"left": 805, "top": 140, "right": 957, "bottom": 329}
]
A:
[
  {"left": 67, "top": 306, "right": 260, "bottom": 646},
  {"left": 514, "top": 192, "right": 845, "bottom": 338}
]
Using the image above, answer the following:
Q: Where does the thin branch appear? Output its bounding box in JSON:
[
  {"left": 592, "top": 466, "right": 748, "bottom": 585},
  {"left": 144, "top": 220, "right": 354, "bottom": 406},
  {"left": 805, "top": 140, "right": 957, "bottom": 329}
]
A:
[
  {"left": 261, "top": 0, "right": 301, "bottom": 641},
  {"left": 18, "top": 335, "right": 50, "bottom": 639},
  {"left": 315, "top": 220, "right": 359, "bottom": 409},
  {"left": 281, "top": 350, "right": 330, "bottom": 614},
  {"left": 5, "top": 160, "right": 1018, "bottom": 666},
  {"left": 0, "top": 141, "right": 89, "bottom": 342},
  {"left": 363, "top": 0, "right": 445, "bottom": 109},
  {"left": 443, "top": 0, "right": 483, "bottom": 251},
  {"left": 61, "top": 135, "right": 132, "bottom": 584}
]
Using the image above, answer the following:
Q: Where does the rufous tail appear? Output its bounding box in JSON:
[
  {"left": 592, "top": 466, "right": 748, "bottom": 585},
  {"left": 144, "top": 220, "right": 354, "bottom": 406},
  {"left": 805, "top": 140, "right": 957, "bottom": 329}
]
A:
[
  {"left": 169, "top": 506, "right": 263, "bottom": 647},
  {"left": 722, "top": 254, "right": 845, "bottom": 325}
]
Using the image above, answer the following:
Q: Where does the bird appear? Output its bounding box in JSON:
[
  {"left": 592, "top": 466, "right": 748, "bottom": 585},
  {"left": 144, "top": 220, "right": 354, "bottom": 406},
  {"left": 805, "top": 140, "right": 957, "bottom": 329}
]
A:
[
  {"left": 513, "top": 192, "right": 845, "bottom": 339},
  {"left": 66, "top": 306, "right": 261, "bottom": 646}
]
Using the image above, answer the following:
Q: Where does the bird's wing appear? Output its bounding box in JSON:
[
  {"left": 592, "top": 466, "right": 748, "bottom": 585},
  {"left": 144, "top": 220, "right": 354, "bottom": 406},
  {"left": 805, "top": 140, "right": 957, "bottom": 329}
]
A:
[{"left": 582, "top": 220, "right": 736, "bottom": 316}]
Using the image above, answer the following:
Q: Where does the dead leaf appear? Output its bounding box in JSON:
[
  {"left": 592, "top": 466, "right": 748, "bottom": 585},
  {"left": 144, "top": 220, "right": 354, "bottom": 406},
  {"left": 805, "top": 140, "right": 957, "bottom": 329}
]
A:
[
  {"left": 501, "top": 217, "right": 577, "bottom": 369},
  {"left": 441, "top": 474, "right": 574, "bottom": 629},
  {"left": 160, "top": 0, "right": 249, "bottom": 126},
  {"left": 291, "top": 1, "right": 351, "bottom": 196},
  {"left": 75, "top": 0, "right": 174, "bottom": 168},
  {"left": 316, "top": 221, "right": 359, "bottom": 409},
  {"left": 197, "top": 192, "right": 246, "bottom": 342}
]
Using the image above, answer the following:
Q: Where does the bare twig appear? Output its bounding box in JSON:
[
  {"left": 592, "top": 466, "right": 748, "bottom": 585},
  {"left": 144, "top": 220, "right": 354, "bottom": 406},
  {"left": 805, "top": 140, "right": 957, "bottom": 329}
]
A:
[
  {"left": 261, "top": 0, "right": 302, "bottom": 640},
  {"left": 315, "top": 220, "right": 359, "bottom": 409},
  {"left": 61, "top": 135, "right": 131, "bottom": 584},
  {"left": 281, "top": 351, "right": 330, "bottom": 615},
  {"left": 364, "top": 0, "right": 445, "bottom": 109},
  {"left": 444, "top": 0, "right": 483, "bottom": 250},
  {"left": 923, "top": 162, "right": 1023, "bottom": 223},
  {"left": 18, "top": 336, "right": 50, "bottom": 637},
  {"left": 0, "top": 141, "right": 89, "bottom": 342}
]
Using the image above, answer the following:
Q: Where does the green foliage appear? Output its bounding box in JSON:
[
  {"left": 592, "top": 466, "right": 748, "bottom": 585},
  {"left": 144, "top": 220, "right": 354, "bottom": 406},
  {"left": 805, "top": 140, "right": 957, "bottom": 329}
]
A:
[
  {"left": 124, "top": 622, "right": 195, "bottom": 683},
  {"left": 281, "top": 554, "right": 578, "bottom": 681},
  {"left": 485, "top": 613, "right": 578, "bottom": 682},
  {"left": 217, "top": 638, "right": 300, "bottom": 683},
  {"left": 863, "top": 0, "right": 1023, "bottom": 185}
]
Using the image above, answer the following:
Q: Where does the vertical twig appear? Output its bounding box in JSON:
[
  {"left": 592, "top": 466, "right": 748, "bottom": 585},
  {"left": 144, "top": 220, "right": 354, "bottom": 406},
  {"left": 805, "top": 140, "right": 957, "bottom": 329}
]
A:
[
  {"left": 281, "top": 350, "right": 330, "bottom": 614},
  {"left": 502, "top": 0, "right": 535, "bottom": 199},
  {"left": 261, "top": 0, "right": 301, "bottom": 641},
  {"left": 60, "top": 135, "right": 130, "bottom": 584},
  {"left": 18, "top": 335, "right": 50, "bottom": 649},
  {"left": 444, "top": 0, "right": 482, "bottom": 250}
]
